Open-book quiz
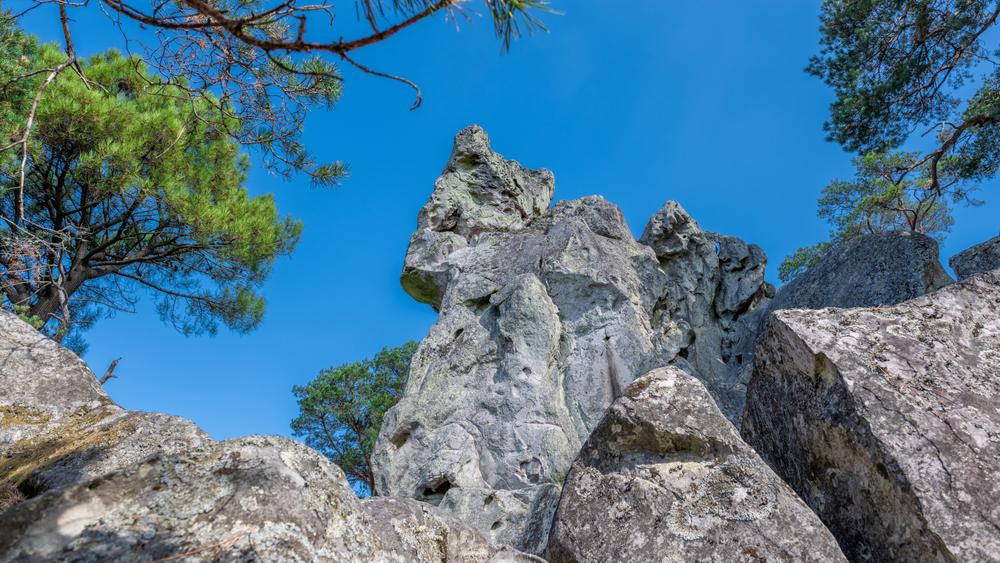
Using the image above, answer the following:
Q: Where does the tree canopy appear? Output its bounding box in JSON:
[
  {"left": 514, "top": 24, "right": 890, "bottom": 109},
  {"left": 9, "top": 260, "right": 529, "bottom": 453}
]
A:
[
  {"left": 781, "top": 0, "right": 1000, "bottom": 282},
  {"left": 291, "top": 341, "right": 417, "bottom": 496},
  {"left": 3, "top": 0, "right": 557, "bottom": 186},
  {"left": 0, "top": 17, "right": 300, "bottom": 351}
]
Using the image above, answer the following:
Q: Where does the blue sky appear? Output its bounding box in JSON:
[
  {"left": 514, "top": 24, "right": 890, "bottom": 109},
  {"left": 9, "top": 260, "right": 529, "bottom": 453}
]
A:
[{"left": 17, "top": 1, "right": 998, "bottom": 439}]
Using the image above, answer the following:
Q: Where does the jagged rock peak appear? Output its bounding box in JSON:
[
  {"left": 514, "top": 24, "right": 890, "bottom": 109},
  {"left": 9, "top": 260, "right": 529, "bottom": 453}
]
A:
[
  {"left": 419, "top": 124, "right": 554, "bottom": 237},
  {"left": 637, "top": 199, "right": 773, "bottom": 424},
  {"left": 639, "top": 199, "right": 703, "bottom": 258},
  {"left": 379, "top": 129, "right": 776, "bottom": 552},
  {"left": 401, "top": 125, "right": 555, "bottom": 308}
]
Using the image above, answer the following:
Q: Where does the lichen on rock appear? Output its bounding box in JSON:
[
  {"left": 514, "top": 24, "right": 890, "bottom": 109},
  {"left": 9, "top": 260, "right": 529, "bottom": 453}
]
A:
[
  {"left": 545, "top": 366, "right": 846, "bottom": 562},
  {"left": 743, "top": 269, "right": 1000, "bottom": 561}
]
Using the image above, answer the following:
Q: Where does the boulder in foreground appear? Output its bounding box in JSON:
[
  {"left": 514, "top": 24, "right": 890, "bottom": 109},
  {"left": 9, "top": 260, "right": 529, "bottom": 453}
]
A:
[
  {"left": 743, "top": 270, "right": 1000, "bottom": 561},
  {"left": 546, "top": 366, "right": 846, "bottom": 563},
  {"left": 0, "top": 310, "right": 537, "bottom": 562}
]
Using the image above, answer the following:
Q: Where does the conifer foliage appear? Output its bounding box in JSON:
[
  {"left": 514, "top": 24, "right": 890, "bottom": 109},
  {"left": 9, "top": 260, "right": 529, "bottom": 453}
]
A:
[{"left": 0, "top": 17, "right": 300, "bottom": 350}]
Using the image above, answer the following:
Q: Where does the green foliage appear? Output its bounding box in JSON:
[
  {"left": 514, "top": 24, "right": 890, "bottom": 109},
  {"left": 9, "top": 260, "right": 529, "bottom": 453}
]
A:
[
  {"left": 0, "top": 12, "right": 39, "bottom": 133},
  {"left": 808, "top": 0, "right": 999, "bottom": 152},
  {"left": 818, "top": 152, "right": 959, "bottom": 238},
  {"left": 0, "top": 20, "right": 300, "bottom": 344},
  {"left": 786, "top": 0, "right": 1000, "bottom": 283},
  {"left": 291, "top": 341, "right": 418, "bottom": 495}
]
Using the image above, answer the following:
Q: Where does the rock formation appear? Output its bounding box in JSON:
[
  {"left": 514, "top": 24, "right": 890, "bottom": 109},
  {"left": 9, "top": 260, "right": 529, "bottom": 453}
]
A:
[
  {"left": 374, "top": 126, "right": 772, "bottom": 552},
  {"left": 0, "top": 310, "right": 538, "bottom": 562},
  {"left": 545, "top": 366, "right": 846, "bottom": 562},
  {"left": 742, "top": 269, "right": 1000, "bottom": 561},
  {"left": 639, "top": 202, "right": 773, "bottom": 422},
  {"left": 769, "top": 232, "right": 953, "bottom": 312},
  {"left": 950, "top": 233, "right": 1000, "bottom": 280},
  {"left": 722, "top": 231, "right": 957, "bottom": 423}
]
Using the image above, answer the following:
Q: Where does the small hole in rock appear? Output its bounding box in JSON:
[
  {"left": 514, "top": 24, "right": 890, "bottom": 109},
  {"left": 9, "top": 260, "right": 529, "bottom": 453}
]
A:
[
  {"left": 420, "top": 479, "right": 453, "bottom": 506},
  {"left": 491, "top": 520, "right": 502, "bottom": 531}
]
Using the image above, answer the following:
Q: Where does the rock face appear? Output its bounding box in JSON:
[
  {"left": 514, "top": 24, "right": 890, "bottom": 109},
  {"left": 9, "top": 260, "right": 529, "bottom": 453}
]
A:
[
  {"left": 742, "top": 270, "right": 1000, "bottom": 562},
  {"left": 950, "top": 233, "right": 1000, "bottom": 280},
  {"left": 545, "top": 366, "right": 846, "bottom": 563},
  {"left": 374, "top": 126, "right": 772, "bottom": 552},
  {"left": 722, "top": 232, "right": 956, "bottom": 422},
  {"left": 639, "top": 201, "right": 773, "bottom": 422},
  {"left": 0, "top": 310, "right": 212, "bottom": 496},
  {"left": 2, "top": 435, "right": 535, "bottom": 562},
  {"left": 0, "top": 310, "right": 537, "bottom": 562},
  {"left": 770, "top": 232, "right": 953, "bottom": 312}
]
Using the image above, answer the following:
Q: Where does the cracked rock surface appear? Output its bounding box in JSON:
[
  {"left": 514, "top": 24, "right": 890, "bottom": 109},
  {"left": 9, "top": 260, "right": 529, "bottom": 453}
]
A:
[
  {"left": 742, "top": 270, "right": 1000, "bottom": 562},
  {"left": 545, "top": 366, "right": 845, "bottom": 563},
  {"left": 374, "top": 126, "right": 773, "bottom": 552},
  {"left": 0, "top": 310, "right": 538, "bottom": 562},
  {"left": 949, "top": 233, "right": 1000, "bottom": 281}
]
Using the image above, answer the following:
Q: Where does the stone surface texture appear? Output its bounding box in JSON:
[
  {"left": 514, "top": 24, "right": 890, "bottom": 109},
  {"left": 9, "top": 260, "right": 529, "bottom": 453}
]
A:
[
  {"left": 949, "top": 233, "right": 1000, "bottom": 281},
  {"left": 545, "top": 366, "right": 846, "bottom": 563},
  {"left": 374, "top": 126, "right": 773, "bottom": 552},
  {"left": 639, "top": 202, "right": 774, "bottom": 423},
  {"left": 725, "top": 231, "right": 956, "bottom": 424},
  {"left": 769, "top": 232, "right": 953, "bottom": 312},
  {"left": 0, "top": 310, "right": 537, "bottom": 562},
  {"left": 742, "top": 270, "right": 1000, "bottom": 562}
]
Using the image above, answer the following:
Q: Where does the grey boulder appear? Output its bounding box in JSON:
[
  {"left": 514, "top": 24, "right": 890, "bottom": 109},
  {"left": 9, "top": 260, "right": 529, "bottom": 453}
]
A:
[
  {"left": 949, "top": 233, "right": 1000, "bottom": 280},
  {"left": 546, "top": 366, "right": 845, "bottom": 563},
  {"left": 1, "top": 435, "right": 537, "bottom": 562},
  {"left": 0, "top": 310, "right": 537, "bottom": 562},
  {"left": 770, "top": 232, "right": 953, "bottom": 312},
  {"left": 0, "top": 310, "right": 211, "bottom": 498},
  {"left": 742, "top": 270, "right": 1000, "bottom": 562},
  {"left": 725, "top": 232, "right": 956, "bottom": 427}
]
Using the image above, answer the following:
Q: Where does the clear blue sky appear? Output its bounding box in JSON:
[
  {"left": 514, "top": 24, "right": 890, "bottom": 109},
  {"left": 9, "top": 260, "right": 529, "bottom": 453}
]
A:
[{"left": 18, "top": 1, "right": 998, "bottom": 439}]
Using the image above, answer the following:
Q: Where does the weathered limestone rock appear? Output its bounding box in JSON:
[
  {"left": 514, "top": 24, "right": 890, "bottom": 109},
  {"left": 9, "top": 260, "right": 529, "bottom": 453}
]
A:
[
  {"left": 546, "top": 366, "right": 846, "bottom": 563},
  {"left": 1, "top": 435, "right": 537, "bottom": 562},
  {"left": 401, "top": 125, "right": 555, "bottom": 308},
  {"left": 950, "top": 233, "right": 1000, "bottom": 280},
  {"left": 639, "top": 202, "right": 773, "bottom": 423},
  {"left": 722, "top": 232, "right": 956, "bottom": 428},
  {"left": 0, "top": 311, "right": 538, "bottom": 562},
  {"left": 742, "top": 270, "right": 1000, "bottom": 562},
  {"left": 376, "top": 126, "right": 774, "bottom": 551},
  {"left": 0, "top": 310, "right": 211, "bottom": 498},
  {"left": 770, "top": 232, "right": 953, "bottom": 312}
]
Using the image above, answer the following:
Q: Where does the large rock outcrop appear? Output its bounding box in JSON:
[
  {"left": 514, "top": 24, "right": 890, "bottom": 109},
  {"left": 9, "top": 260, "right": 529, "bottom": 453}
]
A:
[
  {"left": 639, "top": 202, "right": 773, "bottom": 422},
  {"left": 374, "top": 126, "right": 772, "bottom": 552},
  {"left": 742, "top": 270, "right": 1000, "bottom": 561},
  {"left": 2, "top": 435, "right": 535, "bottom": 561},
  {"left": 545, "top": 366, "right": 846, "bottom": 563},
  {"left": 0, "top": 310, "right": 538, "bottom": 562},
  {"left": 0, "top": 311, "right": 211, "bottom": 497},
  {"left": 949, "top": 233, "right": 1000, "bottom": 281},
  {"left": 724, "top": 232, "right": 956, "bottom": 421},
  {"left": 770, "top": 232, "right": 953, "bottom": 312}
]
